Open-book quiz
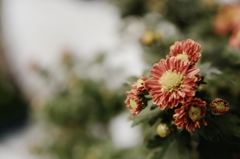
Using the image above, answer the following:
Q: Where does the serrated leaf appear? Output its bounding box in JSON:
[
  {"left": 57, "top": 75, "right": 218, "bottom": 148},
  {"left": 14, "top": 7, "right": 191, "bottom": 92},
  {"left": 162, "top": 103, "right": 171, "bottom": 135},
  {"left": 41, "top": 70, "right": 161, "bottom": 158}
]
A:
[
  {"left": 209, "top": 113, "right": 240, "bottom": 140},
  {"left": 190, "top": 131, "right": 201, "bottom": 143},
  {"left": 148, "top": 116, "right": 159, "bottom": 126},
  {"left": 198, "top": 121, "right": 220, "bottom": 141},
  {"left": 148, "top": 134, "right": 191, "bottom": 159},
  {"left": 197, "top": 62, "right": 222, "bottom": 79},
  {"left": 147, "top": 135, "right": 169, "bottom": 149},
  {"left": 130, "top": 104, "right": 162, "bottom": 127},
  {"left": 197, "top": 62, "right": 211, "bottom": 76}
]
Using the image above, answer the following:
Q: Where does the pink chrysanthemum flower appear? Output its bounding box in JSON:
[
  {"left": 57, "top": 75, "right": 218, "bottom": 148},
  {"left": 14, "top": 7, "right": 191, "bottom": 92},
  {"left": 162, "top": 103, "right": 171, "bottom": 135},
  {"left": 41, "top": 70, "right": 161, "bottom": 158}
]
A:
[
  {"left": 167, "top": 39, "right": 201, "bottom": 65},
  {"left": 173, "top": 97, "right": 207, "bottom": 131},
  {"left": 145, "top": 57, "right": 200, "bottom": 110},
  {"left": 131, "top": 76, "right": 149, "bottom": 94},
  {"left": 210, "top": 98, "right": 229, "bottom": 115},
  {"left": 125, "top": 76, "right": 148, "bottom": 116},
  {"left": 125, "top": 92, "right": 145, "bottom": 117}
]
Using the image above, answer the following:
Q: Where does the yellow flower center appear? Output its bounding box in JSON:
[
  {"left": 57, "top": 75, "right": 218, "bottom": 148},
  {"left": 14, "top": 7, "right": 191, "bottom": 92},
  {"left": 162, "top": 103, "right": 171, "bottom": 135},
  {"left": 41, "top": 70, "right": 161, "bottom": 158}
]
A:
[
  {"left": 188, "top": 106, "right": 202, "bottom": 122},
  {"left": 213, "top": 102, "right": 226, "bottom": 111},
  {"left": 176, "top": 52, "right": 189, "bottom": 61},
  {"left": 136, "top": 79, "right": 144, "bottom": 88},
  {"left": 130, "top": 99, "right": 138, "bottom": 109},
  {"left": 159, "top": 70, "right": 184, "bottom": 92}
]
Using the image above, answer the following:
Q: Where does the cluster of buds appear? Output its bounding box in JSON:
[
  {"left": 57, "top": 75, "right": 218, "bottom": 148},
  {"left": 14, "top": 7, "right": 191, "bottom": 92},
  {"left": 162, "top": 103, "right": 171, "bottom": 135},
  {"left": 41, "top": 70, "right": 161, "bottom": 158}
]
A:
[
  {"left": 213, "top": 4, "right": 240, "bottom": 48},
  {"left": 125, "top": 39, "right": 229, "bottom": 136}
]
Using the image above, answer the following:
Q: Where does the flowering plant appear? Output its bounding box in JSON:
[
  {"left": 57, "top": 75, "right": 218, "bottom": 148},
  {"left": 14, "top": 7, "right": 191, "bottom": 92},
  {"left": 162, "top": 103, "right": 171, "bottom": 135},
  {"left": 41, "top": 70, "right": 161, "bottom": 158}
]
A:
[{"left": 125, "top": 39, "right": 240, "bottom": 159}]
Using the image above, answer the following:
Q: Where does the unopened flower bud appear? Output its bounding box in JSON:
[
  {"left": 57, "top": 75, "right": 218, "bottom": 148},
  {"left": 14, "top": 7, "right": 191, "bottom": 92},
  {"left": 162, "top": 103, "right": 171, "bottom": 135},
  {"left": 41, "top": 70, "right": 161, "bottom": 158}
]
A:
[
  {"left": 140, "top": 30, "right": 155, "bottom": 46},
  {"left": 140, "top": 29, "right": 162, "bottom": 46},
  {"left": 157, "top": 123, "right": 170, "bottom": 137},
  {"left": 210, "top": 98, "right": 229, "bottom": 115}
]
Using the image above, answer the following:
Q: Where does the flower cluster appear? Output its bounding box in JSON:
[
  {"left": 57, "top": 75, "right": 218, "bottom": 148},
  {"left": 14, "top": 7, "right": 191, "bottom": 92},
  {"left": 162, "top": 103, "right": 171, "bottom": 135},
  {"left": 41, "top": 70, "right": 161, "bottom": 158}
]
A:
[
  {"left": 125, "top": 39, "right": 229, "bottom": 133},
  {"left": 213, "top": 4, "right": 240, "bottom": 48}
]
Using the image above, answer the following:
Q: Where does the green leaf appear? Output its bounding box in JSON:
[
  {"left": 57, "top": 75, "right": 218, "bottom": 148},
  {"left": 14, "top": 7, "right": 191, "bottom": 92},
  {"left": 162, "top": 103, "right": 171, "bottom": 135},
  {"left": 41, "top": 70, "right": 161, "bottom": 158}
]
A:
[
  {"left": 195, "top": 113, "right": 240, "bottom": 143},
  {"left": 148, "top": 134, "right": 191, "bottom": 159},
  {"left": 209, "top": 113, "right": 240, "bottom": 140},
  {"left": 197, "top": 62, "right": 211, "bottom": 76},
  {"left": 147, "top": 135, "right": 168, "bottom": 149},
  {"left": 198, "top": 121, "right": 220, "bottom": 141},
  {"left": 130, "top": 103, "right": 162, "bottom": 127}
]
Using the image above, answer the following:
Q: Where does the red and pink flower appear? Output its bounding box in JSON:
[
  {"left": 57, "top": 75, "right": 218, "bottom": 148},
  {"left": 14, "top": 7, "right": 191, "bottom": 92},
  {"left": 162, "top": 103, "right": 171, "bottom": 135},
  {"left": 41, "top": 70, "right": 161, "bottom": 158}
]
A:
[
  {"left": 167, "top": 39, "right": 201, "bottom": 65},
  {"left": 173, "top": 97, "right": 207, "bottom": 131},
  {"left": 125, "top": 92, "right": 145, "bottom": 117},
  {"left": 145, "top": 57, "right": 200, "bottom": 110},
  {"left": 131, "top": 76, "right": 149, "bottom": 95},
  {"left": 125, "top": 76, "right": 148, "bottom": 116}
]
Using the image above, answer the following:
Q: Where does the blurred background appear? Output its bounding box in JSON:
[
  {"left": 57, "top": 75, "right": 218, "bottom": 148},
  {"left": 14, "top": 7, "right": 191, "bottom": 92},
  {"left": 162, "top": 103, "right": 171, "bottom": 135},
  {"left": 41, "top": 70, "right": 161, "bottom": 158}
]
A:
[
  {"left": 1, "top": 0, "right": 240, "bottom": 159},
  {"left": 0, "top": 0, "right": 148, "bottom": 159},
  {"left": 0, "top": 0, "right": 145, "bottom": 158}
]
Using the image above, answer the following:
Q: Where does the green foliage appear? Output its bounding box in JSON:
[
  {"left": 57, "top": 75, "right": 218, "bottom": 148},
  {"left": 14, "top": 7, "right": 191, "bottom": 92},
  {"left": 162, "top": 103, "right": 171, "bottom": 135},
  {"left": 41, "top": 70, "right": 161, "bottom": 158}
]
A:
[
  {"left": 44, "top": 78, "right": 124, "bottom": 126},
  {"left": 147, "top": 132, "right": 191, "bottom": 159},
  {"left": 32, "top": 53, "right": 130, "bottom": 159},
  {"left": 130, "top": 102, "right": 162, "bottom": 127}
]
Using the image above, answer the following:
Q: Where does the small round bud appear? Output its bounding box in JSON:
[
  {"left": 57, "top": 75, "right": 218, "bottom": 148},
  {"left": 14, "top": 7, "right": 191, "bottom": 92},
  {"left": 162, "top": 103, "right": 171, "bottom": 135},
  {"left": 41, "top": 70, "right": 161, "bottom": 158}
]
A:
[
  {"left": 140, "top": 30, "right": 162, "bottom": 46},
  {"left": 210, "top": 98, "right": 229, "bottom": 115},
  {"left": 157, "top": 123, "right": 170, "bottom": 137},
  {"left": 140, "top": 29, "right": 155, "bottom": 46}
]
